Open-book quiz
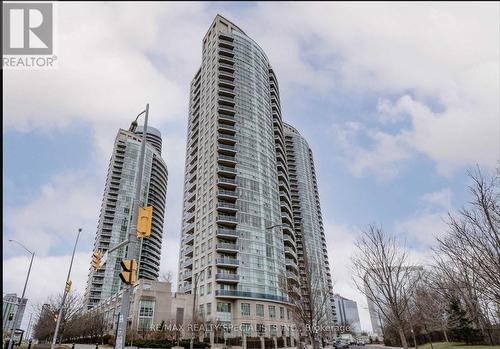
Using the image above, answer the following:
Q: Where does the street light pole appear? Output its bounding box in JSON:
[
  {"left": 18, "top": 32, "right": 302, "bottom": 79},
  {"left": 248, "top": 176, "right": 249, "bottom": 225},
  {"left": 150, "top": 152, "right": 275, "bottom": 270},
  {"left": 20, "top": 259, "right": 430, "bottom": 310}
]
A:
[
  {"left": 51, "top": 228, "right": 82, "bottom": 349},
  {"left": 191, "top": 266, "right": 208, "bottom": 349},
  {"left": 7, "top": 240, "right": 35, "bottom": 349},
  {"left": 115, "top": 103, "right": 149, "bottom": 349}
]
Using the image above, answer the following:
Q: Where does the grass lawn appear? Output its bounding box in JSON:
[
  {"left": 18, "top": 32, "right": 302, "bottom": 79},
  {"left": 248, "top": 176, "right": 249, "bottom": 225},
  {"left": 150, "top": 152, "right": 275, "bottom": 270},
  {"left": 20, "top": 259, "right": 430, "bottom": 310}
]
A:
[{"left": 409, "top": 342, "right": 500, "bottom": 349}]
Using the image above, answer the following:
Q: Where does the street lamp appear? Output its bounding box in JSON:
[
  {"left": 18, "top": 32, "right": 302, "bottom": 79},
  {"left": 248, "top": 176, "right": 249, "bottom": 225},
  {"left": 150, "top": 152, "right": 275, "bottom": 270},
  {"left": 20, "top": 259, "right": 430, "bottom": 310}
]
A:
[
  {"left": 7, "top": 240, "right": 35, "bottom": 349},
  {"left": 191, "top": 265, "right": 209, "bottom": 349},
  {"left": 115, "top": 104, "right": 150, "bottom": 349}
]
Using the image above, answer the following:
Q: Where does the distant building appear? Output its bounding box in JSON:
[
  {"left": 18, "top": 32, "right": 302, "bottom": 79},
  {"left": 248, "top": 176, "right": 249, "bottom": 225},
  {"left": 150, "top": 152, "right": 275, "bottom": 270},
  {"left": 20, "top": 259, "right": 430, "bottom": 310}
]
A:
[
  {"left": 2, "top": 293, "right": 27, "bottom": 333},
  {"left": 333, "top": 294, "right": 361, "bottom": 333},
  {"left": 90, "top": 279, "right": 193, "bottom": 336}
]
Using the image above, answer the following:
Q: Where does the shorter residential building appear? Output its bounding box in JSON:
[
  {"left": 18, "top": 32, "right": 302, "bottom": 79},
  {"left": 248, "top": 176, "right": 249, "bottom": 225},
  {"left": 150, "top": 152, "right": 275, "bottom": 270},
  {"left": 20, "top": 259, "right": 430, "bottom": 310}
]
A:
[
  {"left": 90, "top": 279, "right": 193, "bottom": 337},
  {"left": 333, "top": 294, "right": 361, "bottom": 334},
  {"left": 2, "top": 293, "right": 27, "bottom": 334}
]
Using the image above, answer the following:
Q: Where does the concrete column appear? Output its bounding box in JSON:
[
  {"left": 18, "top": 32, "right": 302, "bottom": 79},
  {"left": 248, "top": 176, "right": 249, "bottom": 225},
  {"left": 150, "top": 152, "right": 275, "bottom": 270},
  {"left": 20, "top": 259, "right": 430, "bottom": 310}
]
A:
[
  {"left": 243, "top": 334, "right": 247, "bottom": 349},
  {"left": 210, "top": 331, "right": 215, "bottom": 346},
  {"left": 260, "top": 336, "right": 265, "bottom": 349},
  {"left": 273, "top": 337, "right": 277, "bottom": 349}
]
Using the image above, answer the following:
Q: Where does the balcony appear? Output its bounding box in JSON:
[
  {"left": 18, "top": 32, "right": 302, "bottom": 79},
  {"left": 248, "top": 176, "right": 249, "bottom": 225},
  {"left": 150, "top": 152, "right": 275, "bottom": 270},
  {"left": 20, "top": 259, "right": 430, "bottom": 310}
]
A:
[
  {"left": 217, "top": 143, "right": 237, "bottom": 156},
  {"left": 182, "top": 258, "right": 193, "bottom": 269},
  {"left": 184, "top": 223, "right": 194, "bottom": 234},
  {"left": 217, "top": 133, "right": 237, "bottom": 145},
  {"left": 217, "top": 165, "right": 237, "bottom": 178},
  {"left": 218, "top": 123, "right": 236, "bottom": 135},
  {"left": 218, "top": 113, "right": 236, "bottom": 125},
  {"left": 183, "top": 283, "right": 192, "bottom": 293},
  {"left": 217, "top": 189, "right": 238, "bottom": 200},
  {"left": 219, "top": 63, "right": 235, "bottom": 73},
  {"left": 215, "top": 258, "right": 239, "bottom": 267},
  {"left": 218, "top": 80, "right": 235, "bottom": 90},
  {"left": 215, "top": 290, "right": 288, "bottom": 303},
  {"left": 218, "top": 154, "right": 236, "bottom": 166},
  {"left": 219, "top": 41, "right": 234, "bottom": 50},
  {"left": 287, "top": 271, "right": 299, "bottom": 284},
  {"left": 284, "top": 246, "right": 296, "bottom": 258},
  {"left": 283, "top": 235, "right": 296, "bottom": 249},
  {"left": 216, "top": 228, "right": 239, "bottom": 239},
  {"left": 216, "top": 215, "right": 238, "bottom": 227},
  {"left": 218, "top": 55, "right": 234, "bottom": 66},
  {"left": 184, "top": 245, "right": 193, "bottom": 256},
  {"left": 216, "top": 201, "right": 238, "bottom": 213},
  {"left": 216, "top": 242, "right": 239, "bottom": 252},
  {"left": 182, "top": 271, "right": 193, "bottom": 281},
  {"left": 218, "top": 72, "right": 235, "bottom": 82},
  {"left": 215, "top": 273, "right": 239, "bottom": 283},
  {"left": 185, "top": 234, "right": 194, "bottom": 245},
  {"left": 218, "top": 87, "right": 235, "bottom": 98},
  {"left": 218, "top": 48, "right": 234, "bottom": 58},
  {"left": 286, "top": 259, "right": 299, "bottom": 272},
  {"left": 216, "top": 177, "right": 237, "bottom": 190}
]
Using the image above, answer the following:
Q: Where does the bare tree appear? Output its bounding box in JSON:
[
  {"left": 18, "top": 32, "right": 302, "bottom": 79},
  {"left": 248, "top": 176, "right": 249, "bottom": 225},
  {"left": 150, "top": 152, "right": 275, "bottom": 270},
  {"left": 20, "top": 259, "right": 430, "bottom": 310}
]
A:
[
  {"left": 351, "top": 224, "right": 421, "bottom": 349},
  {"left": 33, "top": 291, "right": 82, "bottom": 342},
  {"left": 159, "top": 270, "right": 174, "bottom": 283},
  {"left": 433, "top": 167, "right": 500, "bottom": 342}
]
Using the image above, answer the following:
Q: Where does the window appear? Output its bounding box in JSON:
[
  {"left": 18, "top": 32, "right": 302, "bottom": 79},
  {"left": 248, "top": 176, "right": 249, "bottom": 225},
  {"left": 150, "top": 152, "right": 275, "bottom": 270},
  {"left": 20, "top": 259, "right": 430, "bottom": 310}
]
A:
[
  {"left": 206, "top": 303, "right": 212, "bottom": 315},
  {"left": 207, "top": 283, "right": 212, "bottom": 294},
  {"left": 287, "top": 308, "right": 290, "bottom": 320},
  {"left": 256, "top": 304, "right": 264, "bottom": 317},
  {"left": 269, "top": 305, "right": 276, "bottom": 318},
  {"left": 138, "top": 299, "right": 155, "bottom": 330},
  {"left": 199, "top": 304, "right": 204, "bottom": 316},
  {"left": 207, "top": 266, "right": 212, "bottom": 278},
  {"left": 200, "top": 285, "right": 204, "bottom": 296},
  {"left": 241, "top": 303, "right": 250, "bottom": 316},
  {"left": 280, "top": 307, "right": 284, "bottom": 319}
]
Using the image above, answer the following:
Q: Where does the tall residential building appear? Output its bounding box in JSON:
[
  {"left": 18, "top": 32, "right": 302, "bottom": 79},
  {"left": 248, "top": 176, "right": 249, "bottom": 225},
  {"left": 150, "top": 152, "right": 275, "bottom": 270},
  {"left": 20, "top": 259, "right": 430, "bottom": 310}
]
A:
[
  {"left": 84, "top": 126, "right": 168, "bottom": 309},
  {"left": 2, "top": 293, "right": 27, "bottom": 332},
  {"left": 176, "top": 14, "right": 335, "bottom": 339},
  {"left": 284, "top": 124, "right": 337, "bottom": 326},
  {"left": 333, "top": 294, "right": 361, "bottom": 333}
]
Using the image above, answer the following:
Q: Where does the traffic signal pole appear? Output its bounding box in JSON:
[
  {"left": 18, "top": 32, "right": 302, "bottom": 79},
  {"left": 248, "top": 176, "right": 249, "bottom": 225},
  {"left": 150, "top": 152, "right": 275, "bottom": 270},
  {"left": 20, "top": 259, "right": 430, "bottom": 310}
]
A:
[
  {"left": 51, "top": 228, "right": 81, "bottom": 349},
  {"left": 115, "top": 103, "right": 149, "bottom": 349}
]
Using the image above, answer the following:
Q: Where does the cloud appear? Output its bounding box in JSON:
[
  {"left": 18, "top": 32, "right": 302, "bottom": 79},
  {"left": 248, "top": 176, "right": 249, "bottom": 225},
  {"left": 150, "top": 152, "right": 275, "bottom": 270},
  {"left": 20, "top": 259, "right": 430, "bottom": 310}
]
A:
[
  {"left": 395, "top": 189, "right": 452, "bottom": 247},
  {"left": 3, "top": 170, "right": 102, "bottom": 257},
  {"left": 3, "top": 2, "right": 211, "bottom": 134},
  {"left": 232, "top": 3, "right": 499, "bottom": 179},
  {"left": 2, "top": 252, "right": 92, "bottom": 329}
]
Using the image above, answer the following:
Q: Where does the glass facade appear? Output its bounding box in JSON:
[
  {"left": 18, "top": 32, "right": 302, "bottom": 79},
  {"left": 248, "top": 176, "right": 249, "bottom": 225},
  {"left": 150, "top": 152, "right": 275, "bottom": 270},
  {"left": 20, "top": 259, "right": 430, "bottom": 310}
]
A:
[{"left": 85, "top": 128, "right": 168, "bottom": 309}]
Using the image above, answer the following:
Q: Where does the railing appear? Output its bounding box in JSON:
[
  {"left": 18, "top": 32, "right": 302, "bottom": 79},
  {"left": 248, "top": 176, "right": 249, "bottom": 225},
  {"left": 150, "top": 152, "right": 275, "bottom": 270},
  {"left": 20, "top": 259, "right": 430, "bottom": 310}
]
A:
[
  {"left": 215, "top": 258, "right": 239, "bottom": 265},
  {"left": 217, "top": 213, "right": 238, "bottom": 221},
  {"left": 217, "top": 189, "right": 237, "bottom": 196},
  {"left": 217, "top": 202, "right": 238, "bottom": 210},
  {"left": 218, "top": 154, "right": 236, "bottom": 162},
  {"left": 216, "top": 242, "right": 239, "bottom": 250},
  {"left": 216, "top": 229, "right": 239, "bottom": 237},
  {"left": 215, "top": 290, "right": 288, "bottom": 303},
  {"left": 218, "top": 166, "right": 237, "bottom": 174},
  {"left": 215, "top": 273, "right": 239, "bottom": 281}
]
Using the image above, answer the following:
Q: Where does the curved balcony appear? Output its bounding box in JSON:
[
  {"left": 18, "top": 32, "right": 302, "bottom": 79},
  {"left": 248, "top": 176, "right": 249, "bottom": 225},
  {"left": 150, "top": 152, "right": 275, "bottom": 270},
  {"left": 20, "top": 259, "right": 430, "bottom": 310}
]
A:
[
  {"left": 219, "top": 87, "right": 235, "bottom": 98},
  {"left": 218, "top": 154, "right": 236, "bottom": 166},
  {"left": 216, "top": 177, "right": 237, "bottom": 189},
  {"left": 216, "top": 228, "right": 239, "bottom": 239},
  {"left": 215, "top": 273, "right": 240, "bottom": 283},
  {"left": 216, "top": 201, "right": 238, "bottom": 213},
  {"left": 217, "top": 133, "right": 236, "bottom": 145},
  {"left": 217, "top": 165, "right": 237, "bottom": 178},
  {"left": 216, "top": 242, "right": 239, "bottom": 253},
  {"left": 215, "top": 258, "right": 239, "bottom": 268},
  {"left": 283, "top": 235, "right": 296, "bottom": 250},
  {"left": 287, "top": 271, "right": 299, "bottom": 285},
  {"left": 217, "top": 189, "right": 238, "bottom": 201},
  {"left": 218, "top": 48, "right": 235, "bottom": 58},
  {"left": 216, "top": 214, "right": 238, "bottom": 227},
  {"left": 217, "top": 143, "right": 237, "bottom": 156},
  {"left": 218, "top": 123, "right": 236, "bottom": 135}
]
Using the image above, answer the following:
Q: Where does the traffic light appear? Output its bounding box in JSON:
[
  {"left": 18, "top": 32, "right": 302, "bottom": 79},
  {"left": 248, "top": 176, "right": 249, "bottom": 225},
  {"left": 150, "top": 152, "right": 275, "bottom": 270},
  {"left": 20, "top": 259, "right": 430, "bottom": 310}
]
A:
[
  {"left": 65, "top": 280, "right": 72, "bottom": 293},
  {"left": 91, "top": 250, "right": 102, "bottom": 271},
  {"left": 119, "top": 259, "right": 137, "bottom": 285},
  {"left": 136, "top": 206, "right": 153, "bottom": 238}
]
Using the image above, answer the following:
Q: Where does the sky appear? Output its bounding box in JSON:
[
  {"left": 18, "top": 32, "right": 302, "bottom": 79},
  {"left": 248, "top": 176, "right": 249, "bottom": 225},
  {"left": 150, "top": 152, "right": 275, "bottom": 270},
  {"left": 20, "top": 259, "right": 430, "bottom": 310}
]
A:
[{"left": 3, "top": 1, "right": 499, "bottom": 333}]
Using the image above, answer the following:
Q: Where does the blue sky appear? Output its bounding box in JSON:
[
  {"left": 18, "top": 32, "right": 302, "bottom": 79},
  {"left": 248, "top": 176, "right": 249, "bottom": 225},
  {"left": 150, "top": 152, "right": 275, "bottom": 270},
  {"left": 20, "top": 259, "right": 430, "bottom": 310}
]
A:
[{"left": 3, "top": 2, "right": 499, "bottom": 332}]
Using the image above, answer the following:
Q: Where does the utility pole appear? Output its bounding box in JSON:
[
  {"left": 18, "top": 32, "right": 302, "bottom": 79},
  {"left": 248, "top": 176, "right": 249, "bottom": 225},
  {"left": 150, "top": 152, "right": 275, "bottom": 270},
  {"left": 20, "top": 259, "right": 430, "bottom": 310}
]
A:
[
  {"left": 7, "top": 241, "right": 35, "bottom": 349},
  {"left": 115, "top": 103, "right": 149, "bottom": 349},
  {"left": 51, "top": 228, "right": 81, "bottom": 349}
]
